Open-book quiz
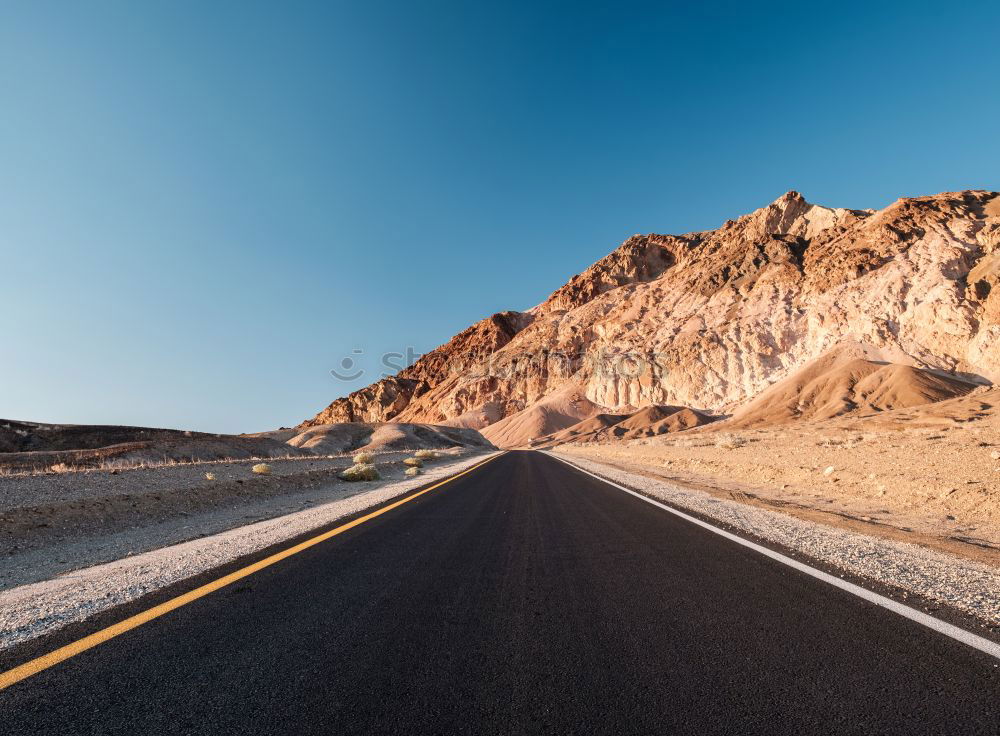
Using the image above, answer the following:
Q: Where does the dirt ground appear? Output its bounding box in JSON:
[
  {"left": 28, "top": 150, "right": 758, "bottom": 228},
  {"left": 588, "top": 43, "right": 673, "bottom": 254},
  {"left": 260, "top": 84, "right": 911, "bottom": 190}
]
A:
[
  {"left": 559, "top": 390, "right": 1000, "bottom": 567},
  {"left": 0, "top": 449, "right": 472, "bottom": 572}
]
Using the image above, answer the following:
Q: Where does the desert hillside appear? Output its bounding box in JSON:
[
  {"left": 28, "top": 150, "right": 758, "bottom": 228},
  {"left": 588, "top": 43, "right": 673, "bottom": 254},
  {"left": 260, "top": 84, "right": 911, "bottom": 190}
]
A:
[
  {"left": 0, "top": 419, "right": 492, "bottom": 473},
  {"left": 726, "top": 344, "right": 979, "bottom": 428},
  {"left": 525, "top": 404, "right": 718, "bottom": 449},
  {"left": 305, "top": 190, "right": 1000, "bottom": 437}
]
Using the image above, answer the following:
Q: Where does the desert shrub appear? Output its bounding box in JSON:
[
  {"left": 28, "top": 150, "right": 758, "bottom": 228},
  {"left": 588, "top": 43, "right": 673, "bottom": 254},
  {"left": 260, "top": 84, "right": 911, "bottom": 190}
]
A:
[
  {"left": 714, "top": 433, "right": 747, "bottom": 450},
  {"left": 414, "top": 449, "right": 438, "bottom": 460},
  {"left": 251, "top": 463, "right": 272, "bottom": 475},
  {"left": 49, "top": 463, "right": 74, "bottom": 473},
  {"left": 339, "top": 463, "right": 380, "bottom": 482},
  {"left": 353, "top": 452, "right": 375, "bottom": 464},
  {"left": 405, "top": 466, "right": 421, "bottom": 477},
  {"left": 403, "top": 457, "right": 423, "bottom": 467}
]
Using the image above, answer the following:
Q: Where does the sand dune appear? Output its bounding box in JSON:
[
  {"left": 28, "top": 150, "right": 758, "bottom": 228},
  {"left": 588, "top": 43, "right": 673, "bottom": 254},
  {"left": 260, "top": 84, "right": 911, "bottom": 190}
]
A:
[
  {"left": 480, "top": 385, "right": 607, "bottom": 448},
  {"left": 728, "top": 347, "right": 979, "bottom": 428},
  {"left": 612, "top": 405, "right": 717, "bottom": 439},
  {"left": 528, "top": 413, "right": 631, "bottom": 446},
  {"left": 531, "top": 404, "right": 717, "bottom": 447}
]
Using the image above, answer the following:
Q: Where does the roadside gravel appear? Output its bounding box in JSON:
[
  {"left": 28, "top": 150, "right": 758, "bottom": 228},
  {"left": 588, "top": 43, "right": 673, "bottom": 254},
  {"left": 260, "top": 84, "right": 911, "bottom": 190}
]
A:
[
  {"left": 551, "top": 451, "right": 1000, "bottom": 627},
  {"left": 0, "top": 451, "right": 497, "bottom": 650}
]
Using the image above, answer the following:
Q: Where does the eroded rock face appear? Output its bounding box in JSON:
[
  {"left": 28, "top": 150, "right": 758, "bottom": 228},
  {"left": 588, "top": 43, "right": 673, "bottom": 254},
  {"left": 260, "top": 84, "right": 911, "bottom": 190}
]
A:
[
  {"left": 303, "top": 189, "right": 1000, "bottom": 427},
  {"left": 308, "top": 311, "right": 530, "bottom": 424}
]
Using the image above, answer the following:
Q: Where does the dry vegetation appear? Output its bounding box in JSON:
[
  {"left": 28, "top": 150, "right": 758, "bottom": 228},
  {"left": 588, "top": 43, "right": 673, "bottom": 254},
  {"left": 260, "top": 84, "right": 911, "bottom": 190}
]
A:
[
  {"left": 338, "top": 463, "right": 380, "bottom": 482},
  {"left": 0, "top": 452, "right": 328, "bottom": 479}
]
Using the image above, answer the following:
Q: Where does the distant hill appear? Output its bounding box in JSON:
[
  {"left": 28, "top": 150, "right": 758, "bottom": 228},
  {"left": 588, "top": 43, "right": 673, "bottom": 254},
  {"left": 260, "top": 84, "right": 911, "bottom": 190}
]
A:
[
  {"left": 527, "top": 405, "right": 718, "bottom": 449},
  {"left": 304, "top": 190, "right": 999, "bottom": 445}
]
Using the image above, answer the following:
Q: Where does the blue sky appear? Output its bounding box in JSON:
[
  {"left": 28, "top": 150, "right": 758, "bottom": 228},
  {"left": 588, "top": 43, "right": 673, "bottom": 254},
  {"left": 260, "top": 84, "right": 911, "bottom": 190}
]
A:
[{"left": 2, "top": 1, "right": 998, "bottom": 433}]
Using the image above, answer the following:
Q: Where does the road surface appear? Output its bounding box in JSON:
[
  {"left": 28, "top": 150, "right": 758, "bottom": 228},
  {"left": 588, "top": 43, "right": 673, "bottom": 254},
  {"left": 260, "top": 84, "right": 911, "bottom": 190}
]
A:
[{"left": 1, "top": 450, "right": 998, "bottom": 734}]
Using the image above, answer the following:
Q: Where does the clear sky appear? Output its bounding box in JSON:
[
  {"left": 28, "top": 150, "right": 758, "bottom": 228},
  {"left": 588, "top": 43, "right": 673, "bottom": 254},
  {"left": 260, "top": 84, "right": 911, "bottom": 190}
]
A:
[{"left": 2, "top": 1, "right": 998, "bottom": 433}]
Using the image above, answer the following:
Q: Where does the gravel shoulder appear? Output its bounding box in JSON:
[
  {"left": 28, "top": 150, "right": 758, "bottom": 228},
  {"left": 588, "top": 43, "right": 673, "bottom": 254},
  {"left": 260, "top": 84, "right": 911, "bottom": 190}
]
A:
[
  {"left": 0, "top": 450, "right": 496, "bottom": 649},
  {"left": 550, "top": 451, "right": 1000, "bottom": 628}
]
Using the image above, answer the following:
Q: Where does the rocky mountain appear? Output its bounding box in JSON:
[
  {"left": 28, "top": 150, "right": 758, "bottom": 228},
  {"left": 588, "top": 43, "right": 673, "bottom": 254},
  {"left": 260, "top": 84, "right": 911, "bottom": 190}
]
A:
[
  {"left": 308, "top": 311, "right": 528, "bottom": 425},
  {"left": 304, "top": 190, "right": 1000, "bottom": 440}
]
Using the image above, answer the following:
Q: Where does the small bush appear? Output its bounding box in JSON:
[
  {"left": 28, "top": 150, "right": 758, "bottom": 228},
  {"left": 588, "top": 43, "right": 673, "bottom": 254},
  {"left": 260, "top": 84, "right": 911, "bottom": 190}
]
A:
[
  {"left": 405, "top": 466, "right": 421, "bottom": 477},
  {"left": 49, "top": 462, "right": 74, "bottom": 473},
  {"left": 339, "top": 463, "right": 380, "bottom": 482},
  {"left": 251, "top": 463, "right": 272, "bottom": 475},
  {"left": 713, "top": 433, "right": 747, "bottom": 450},
  {"left": 414, "top": 449, "right": 438, "bottom": 460},
  {"left": 353, "top": 452, "right": 375, "bottom": 464},
  {"left": 403, "top": 457, "right": 423, "bottom": 467}
]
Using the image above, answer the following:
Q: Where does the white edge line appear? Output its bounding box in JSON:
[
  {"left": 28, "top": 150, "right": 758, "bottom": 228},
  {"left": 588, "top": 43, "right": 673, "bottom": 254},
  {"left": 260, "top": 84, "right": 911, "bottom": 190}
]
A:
[{"left": 544, "top": 451, "right": 1000, "bottom": 662}]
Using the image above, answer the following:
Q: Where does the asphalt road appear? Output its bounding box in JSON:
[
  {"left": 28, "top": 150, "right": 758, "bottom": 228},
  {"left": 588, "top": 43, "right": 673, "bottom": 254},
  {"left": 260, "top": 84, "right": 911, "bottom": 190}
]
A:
[{"left": 2, "top": 450, "right": 998, "bottom": 734}]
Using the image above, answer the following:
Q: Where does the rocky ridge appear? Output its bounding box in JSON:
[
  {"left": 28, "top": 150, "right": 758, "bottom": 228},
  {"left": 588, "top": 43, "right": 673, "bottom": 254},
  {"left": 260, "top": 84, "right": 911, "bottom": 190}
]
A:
[{"left": 305, "top": 190, "right": 1000, "bottom": 433}]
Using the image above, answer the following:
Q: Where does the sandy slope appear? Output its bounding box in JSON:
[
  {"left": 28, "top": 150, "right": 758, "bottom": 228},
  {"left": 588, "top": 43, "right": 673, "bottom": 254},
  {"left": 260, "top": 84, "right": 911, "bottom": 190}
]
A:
[
  {"left": 480, "top": 384, "right": 606, "bottom": 447},
  {"left": 529, "top": 405, "right": 717, "bottom": 448},
  {"left": 728, "top": 345, "right": 979, "bottom": 427},
  {"left": 284, "top": 422, "right": 491, "bottom": 455}
]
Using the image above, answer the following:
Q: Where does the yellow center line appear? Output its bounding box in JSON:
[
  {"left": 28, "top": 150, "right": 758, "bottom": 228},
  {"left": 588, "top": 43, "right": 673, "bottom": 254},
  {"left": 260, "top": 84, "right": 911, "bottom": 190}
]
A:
[{"left": 0, "top": 451, "right": 506, "bottom": 691}]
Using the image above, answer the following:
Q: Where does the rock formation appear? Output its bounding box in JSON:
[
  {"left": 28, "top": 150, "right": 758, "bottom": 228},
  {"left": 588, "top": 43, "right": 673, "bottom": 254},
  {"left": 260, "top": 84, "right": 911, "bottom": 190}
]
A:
[{"left": 304, "top": 190, "right": 1000, "bottom": 436}]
